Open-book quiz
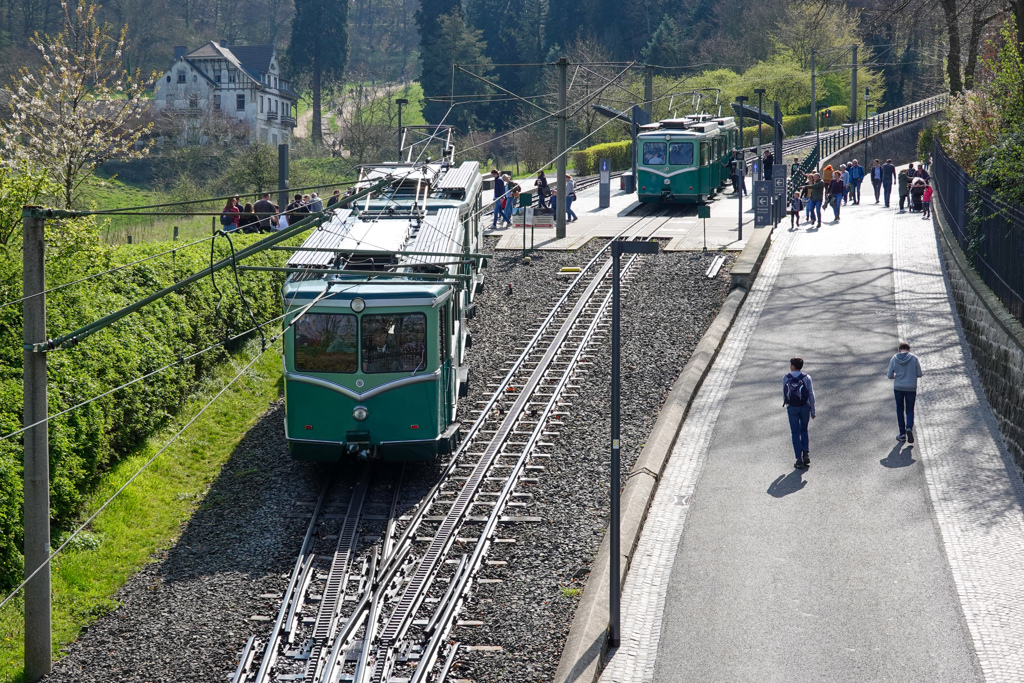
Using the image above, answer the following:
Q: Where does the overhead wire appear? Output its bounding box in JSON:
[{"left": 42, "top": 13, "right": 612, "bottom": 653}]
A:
[{"left": 0, "top": 280, "right": 344, "bottom": 615}]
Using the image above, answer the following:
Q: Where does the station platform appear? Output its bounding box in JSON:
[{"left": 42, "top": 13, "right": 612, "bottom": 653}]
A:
[
  {"left": 484, "top": 179, "right": 755, "bottom": 251},
  {"left": 599, "top": 197, "right": 1024, "bottom": 681}
]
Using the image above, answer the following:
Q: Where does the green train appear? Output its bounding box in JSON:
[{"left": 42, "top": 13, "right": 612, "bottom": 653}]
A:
[
  {"left": 281, "top": 154, "right": 484, "bottom": 462},
  {"left": 636, "top": 116, "right": 739, "bottom": 203}
]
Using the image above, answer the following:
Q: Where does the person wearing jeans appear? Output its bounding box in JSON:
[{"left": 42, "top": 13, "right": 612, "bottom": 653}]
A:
[
  {"left": 565, "top": 174, "right": 578, "bottom": 221},
  {"left": 887, "top": 342, "right": 924, "bottom": 443},
  {"left": 800, "top": 173, "right": 824, "bottom": 227},
  {"left": 783, "top": 357, "right": 817, "bottom": 468}
]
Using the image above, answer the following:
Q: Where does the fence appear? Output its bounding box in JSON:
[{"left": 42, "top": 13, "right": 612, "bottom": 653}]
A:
[
  {"left": 817, "top": 93, "right": 948, "bottom": 160},
  {"left": 932, "top": 140, "right": 1024, "bottom": 325}
]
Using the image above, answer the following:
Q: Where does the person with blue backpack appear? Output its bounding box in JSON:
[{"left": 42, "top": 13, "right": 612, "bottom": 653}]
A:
[{"left": 783, "top": 357, "right": 816, "bottom": 469}]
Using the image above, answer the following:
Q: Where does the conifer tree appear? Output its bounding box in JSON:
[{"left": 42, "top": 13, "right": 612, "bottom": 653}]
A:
[{"left": 288, "top": 0, "right": 349, "bottom": 145}]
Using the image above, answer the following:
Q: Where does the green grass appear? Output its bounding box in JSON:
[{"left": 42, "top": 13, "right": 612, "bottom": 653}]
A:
[
  {"left": 75, "top": 173, "right": 197, "bottom": 244},
  {"left": 394, "top": 83, "right": 426, "bottom": 126},
  {"left": 0, "top": 341, "right": 284, "bottom": 683}
]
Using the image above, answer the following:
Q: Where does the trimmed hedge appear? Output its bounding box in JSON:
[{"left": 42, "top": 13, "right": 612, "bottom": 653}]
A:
[
  {"left": 0, "top": 221, "right": 295, "bottom": 589},
  {"left": 572, "top": 140, "right": 632, "bottom": 176},
  {"left": 741, "top": 106, "right": 854, "bottom": 146}
]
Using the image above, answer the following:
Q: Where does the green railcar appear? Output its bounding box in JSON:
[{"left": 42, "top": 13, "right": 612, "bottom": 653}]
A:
[
  {"left": 636, "top": 116, "right": 739, "bottom": 203},
  {"left": 282, "top": 159, "right": 484, "bottom": 462}
]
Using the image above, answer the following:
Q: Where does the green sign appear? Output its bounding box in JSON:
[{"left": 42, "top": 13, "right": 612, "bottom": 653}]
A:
[{"left": 697, "top": 206, "right": 711, "bottom": 219}]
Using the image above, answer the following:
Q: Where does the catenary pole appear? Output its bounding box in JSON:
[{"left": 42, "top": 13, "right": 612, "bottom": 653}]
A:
[
  {"left": 277, "top": 143, "right": 290, "bottom": 215},
  {"left": 22, "top": 208, "right": 51, "bottom": 681},
  {"left": 736, "top": 95, "right": 748, "bottom": 241},
  {"left": 754, "top": 88, "right": 765, "bottom": 181},
  {"left": 644, "top": 65, "right": 653, "bottom": 121},
  {"left": 810, "top": 49, "right": 818, "bottom": 170},
  {"left": 851, "top": 45, "right": 858, "bottom": 124},
  {"left": 556, "top": 56, "right": 568, "bottom": 239}
]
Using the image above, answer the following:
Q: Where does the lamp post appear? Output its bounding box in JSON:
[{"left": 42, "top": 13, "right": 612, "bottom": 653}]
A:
[
  {"left": 735, "top": 95, "right": 748, "bottom": 241},
  {"left": 753, "top": 88, "right": 766, "bottom": 181},
  {"left": 396, "top": 98, "right": 409, "bottom": 161},
  {"left": 608, "top": 238, "right": 659, "bottom": 650}
]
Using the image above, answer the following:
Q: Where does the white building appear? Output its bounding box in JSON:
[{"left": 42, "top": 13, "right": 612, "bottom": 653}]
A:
[{"left": 153, "top": 41, "right": 299, "bottom": 145}]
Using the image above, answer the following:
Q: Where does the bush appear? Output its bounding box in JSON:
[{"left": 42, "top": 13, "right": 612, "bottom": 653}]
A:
[
  {"left": 0, "top": 221, "right": 296, "bottom": 589},
  {"left": 572, "top": 140, "right": 632, "bottom": 176}
]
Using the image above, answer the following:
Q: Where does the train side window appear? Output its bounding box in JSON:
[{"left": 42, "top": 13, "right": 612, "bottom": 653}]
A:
[
  {"left": 294, "top": 313, "right": 357, "bottom": 373},
  {"left": 701, "top": 142, "right": 709, "bottom": 166},
  {"left": 668, "top": 142, "right": 693, "bottom": 166},
  {"left": 642, "top": 142, "right": 666, "bottom": 165},
  {"left": 439, "top": 307, "right": 448, "bottom": 363},
  {"left": 361, "top": 312, "right": 427, "bottom": 373}
]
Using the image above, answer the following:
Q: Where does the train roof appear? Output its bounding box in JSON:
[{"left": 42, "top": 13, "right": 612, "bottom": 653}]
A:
[
  {"left": 282, "top": 204, "right": 466, "bottom": 302},
  {"left": 355, "top": 160, "right": 481, "bottom": 204},
  {"left": 282, "top": 279, "right": 450, "bottom": 307}
]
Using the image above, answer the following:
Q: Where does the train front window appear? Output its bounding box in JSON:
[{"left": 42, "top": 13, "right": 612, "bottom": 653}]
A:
[
  {"left": 642, "top": 142, "right": 666, "bottom": 165},
  {"left": 362, "top": 313, "right": 427, "bottom": 373},
  {"left": 294, "top": 313, "right": 357, "bottom": 373},
  {"left": 668, "top": 142, "right": 693, "bottom": 166}
]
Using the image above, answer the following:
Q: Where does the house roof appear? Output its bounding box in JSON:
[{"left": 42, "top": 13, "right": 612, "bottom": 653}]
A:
[{"left": 228, "top": 45, "right": 275, "bottom": 74}]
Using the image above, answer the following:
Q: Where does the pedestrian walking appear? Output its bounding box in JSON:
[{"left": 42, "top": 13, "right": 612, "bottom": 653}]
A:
[
  {"left": 253, "top": 192, "right": 277, "bottom": 233},
  {"left": 870, "top": 159, "right": 883, "bottom": 203},
  {"left": 881, "top": 158, "right": 896, "bottom": 207},
  {"left": 732, "top": 151, "right": 748, "bottom": 196},
  {"left": 887, "top": 342, "right": 923, "bottom": 443},
  {"left": 898, "top": 167, "right": 911, "bottom": 212},
  {"left": 789, "top": 191, "right": 804, "bottom": 229},
  {"left": 491, "top": 169, "right": 506, "bottom": 229},
  {"left": 827, "top": 173, "right": 844, "bottom": 221},
  {"left": 915, "top": 163, "right": 930, "bottom": 182},
  {"left": 922, "top": 184, "right": 933, "bottom": 218},
  {"left": 800, "top": 173, "right": 824, "bottom": 227},
  {"left": 500, "top": 174, "right": 515, "bottom": 226},
  {"left": 220, "top": 196, "right": 241, "bottom": 231},
  {"left": 822, "top": 164, "right": 834, "bottom": 183},
  {"left": 848, "top": 159, "right": 864, "bottom": 204},
  {"left": 535, "top": 170, "right": 550, "bottom": 209},
  {"left": 839, "top": 164, "right": 850, "bottom": 205},
  {"left": 763, "top": 149, "right": 774, "bottom": 180},
  {"left": 565, "top": 174, "right": 578, "bottom": 222},
  {"left": 783, "top": 357, "right": 816, "bottom": 469}
]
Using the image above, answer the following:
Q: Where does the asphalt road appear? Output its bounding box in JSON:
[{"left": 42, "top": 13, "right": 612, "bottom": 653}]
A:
[{"left": 652, "top": 254, "right": 982, "bottom": 682}]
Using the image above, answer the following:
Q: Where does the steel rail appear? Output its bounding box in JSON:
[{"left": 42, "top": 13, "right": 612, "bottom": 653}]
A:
[{"left": 409, "top": 219, "right": 664, "bottom": 683}]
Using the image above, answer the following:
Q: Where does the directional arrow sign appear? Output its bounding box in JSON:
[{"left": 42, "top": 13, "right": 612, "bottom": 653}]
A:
[{"left": 757, "top": 196, "right": 769, "bottom": 207}]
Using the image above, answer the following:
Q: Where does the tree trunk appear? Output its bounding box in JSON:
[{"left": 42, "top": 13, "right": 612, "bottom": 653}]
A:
[
  {"left": 965, "top": 10, "right": 984, "bottom": 89},
  {"left": 939, "top": 0, "right": 964, "bottom": 94},
  {"left": 1016, "top": 0, "right": 1024, "bottom": 59},
  {"left": 312, "top": 49, "right": 323, "bottom": 146}
]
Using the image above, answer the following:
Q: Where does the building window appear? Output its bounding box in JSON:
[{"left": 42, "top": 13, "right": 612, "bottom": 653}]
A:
[
  {"left": 166, "top": 75, "right": 171, "bottom": 83},
  {"left": 177, "top": 71, "right": 186, "bottom": 83},
  {"left": 192, "top": 74, "right": 197, "bottom": 82},
  {"left": 215, "top": 70, "right": 221, "bottom": 83},
  {"left": 189, "top": 93, "right": 198, "bottom": 109},
  {"left": 213, "top": 94, "right": 221, "bottom": 111},
  {"left": 274, "top": 76, "right": 278, "bottom": 88},
  {"left": 236, "top": 94, "right": 245, "bottom": 111},
  {"left": 228, "top": 69, "right": 236, "bottom": 83},
  {"left": 260, "top": 96, "right": 264, "bottom": 113}
]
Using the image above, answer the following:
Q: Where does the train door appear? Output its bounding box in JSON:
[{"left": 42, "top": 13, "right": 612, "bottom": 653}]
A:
[
  {"left": 700, "top": 142, "right": 710, "bottom": 194},
  {"left": 438, "top": 303, "right": 455, "bottom": 426}
]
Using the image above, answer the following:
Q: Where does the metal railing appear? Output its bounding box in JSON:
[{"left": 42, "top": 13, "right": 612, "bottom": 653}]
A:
[
  {"left": 785, "top": 93, "right": 949, "bottom": 197},
  {"left": 932, "top": 141, "right": 1024, "bottom": 325}
]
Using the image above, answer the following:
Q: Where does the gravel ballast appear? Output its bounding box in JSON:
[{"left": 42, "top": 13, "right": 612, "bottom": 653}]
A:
[{"left": 42, "top": 236, "right": 732, "bottom": 683}]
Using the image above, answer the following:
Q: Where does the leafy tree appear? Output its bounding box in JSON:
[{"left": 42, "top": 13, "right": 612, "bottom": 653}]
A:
[
  {"left": 288, "top": 0, "right": 349, "bottom": 146},
  {"left": 225, "top": 143, "right": 279, "bottom": 194},
  {"left": 0, "top": 165, "right": 58, "bottom": 248},
  {"left": 0, "top": 2, "right": 152, "bottom": 210}
]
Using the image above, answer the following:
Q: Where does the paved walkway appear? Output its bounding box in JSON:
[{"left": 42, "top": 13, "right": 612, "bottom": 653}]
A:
[
  {"left": 600, "top": 197, "right": 1024, "bottom": 681},
  {"left": 487, "top": 181, "right": 755, "bottom": 251}
]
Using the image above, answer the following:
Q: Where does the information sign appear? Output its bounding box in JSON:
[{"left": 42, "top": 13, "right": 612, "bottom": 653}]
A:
[
  {"left": 753, "top": 180, "right": 772, "bottom": 227},
  {"left": 599, "top": 157, "right": 611, "bottom": 209}
]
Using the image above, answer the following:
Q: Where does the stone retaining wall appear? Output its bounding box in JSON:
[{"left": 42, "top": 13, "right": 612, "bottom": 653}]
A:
[
  {"left": 933, "top": 200, "right": 1024, "bottom": 467},
  {"left": 823, "top": 113, "right": 940, "bottom": 168}
]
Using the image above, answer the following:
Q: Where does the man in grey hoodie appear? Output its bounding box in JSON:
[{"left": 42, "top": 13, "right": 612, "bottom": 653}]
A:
[{"left": 887, "top": 342, "right": 924, "bottom": 443}]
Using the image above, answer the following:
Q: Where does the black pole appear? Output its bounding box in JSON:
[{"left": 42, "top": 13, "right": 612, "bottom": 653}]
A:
[
  {"left": 736, "top": 95, "right": 748, "bottom": 241},
  {"left": 754, "top": 89, "right": 765, "bottom": 181},
  {"left": 278, "top": 143, "right": 290, "bottom": 216},
  {"left": 607, "top": 238, "right": 657, "bottom": 650},
  {"left": 610, "top": 244, "right": 622, "bottom": 649}
]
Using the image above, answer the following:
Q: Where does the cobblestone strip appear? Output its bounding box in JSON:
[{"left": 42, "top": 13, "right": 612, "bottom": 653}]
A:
[
  {"left": 599, "top": 226, "right": 795, "bottom": 683},
  {"left": 892, "top": 209, "right": 1024, "bottom": 682}
]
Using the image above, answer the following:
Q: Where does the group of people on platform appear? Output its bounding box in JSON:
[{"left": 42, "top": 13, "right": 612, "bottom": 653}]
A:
[
  {"left": 490, "top": 168, "right": 578, "bottom": 229},
  {"left": 219, "top": 188, "right": 348, "bottom": 233},
  {"left": 787, "top": 156, "right": 933, "bottom": 228}
]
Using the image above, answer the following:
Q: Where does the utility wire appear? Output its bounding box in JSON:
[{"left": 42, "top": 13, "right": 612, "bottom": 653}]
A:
[{"left": 0, "top": 283, "right": 342, "bottom": 615}]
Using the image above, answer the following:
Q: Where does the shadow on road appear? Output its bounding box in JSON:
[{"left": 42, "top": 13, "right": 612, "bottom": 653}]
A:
[
  {"left": 767, "top": 468, "right": 808, "bottom": 498},
  {"left": 880, "top": 443, "right": 916, "bottom": 468}
]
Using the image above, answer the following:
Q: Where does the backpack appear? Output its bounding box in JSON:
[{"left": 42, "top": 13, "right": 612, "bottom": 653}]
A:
[
  {"left": 220, "top": 212, "right": 234, "bottom": 226},
  {"left": 784, "top": 373, "right": 808, "bottom": 406}
]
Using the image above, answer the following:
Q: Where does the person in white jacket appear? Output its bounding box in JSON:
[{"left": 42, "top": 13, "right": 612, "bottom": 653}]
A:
[{"left": 887, "top": 342, "right": 924, "bottom": 443}]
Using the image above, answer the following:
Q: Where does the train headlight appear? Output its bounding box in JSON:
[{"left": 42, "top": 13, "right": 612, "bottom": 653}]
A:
[
  {"left": 664, "top": 179, "right": 670, "bottom": 185},
  {"left": 351, "top": 297, "right": 366, "bottom": 313},
  {"left": 353, "top": 405, "right": 369, "bottom": 422}
]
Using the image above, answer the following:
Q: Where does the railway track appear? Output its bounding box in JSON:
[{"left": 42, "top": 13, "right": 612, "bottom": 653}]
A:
[{"left": 232, "top": 207, "right": 677, "bottom": 683}]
